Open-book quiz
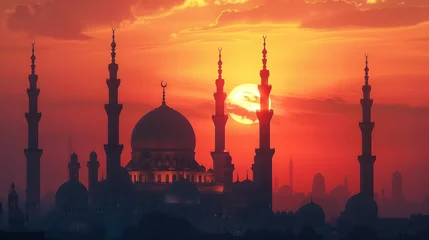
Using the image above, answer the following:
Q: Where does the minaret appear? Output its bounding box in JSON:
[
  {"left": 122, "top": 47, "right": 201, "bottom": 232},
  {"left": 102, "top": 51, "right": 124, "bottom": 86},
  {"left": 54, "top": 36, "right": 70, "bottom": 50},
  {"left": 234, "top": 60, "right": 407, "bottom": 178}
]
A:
[
  {"left": 358, "top": 54, "right": 376, "bottom": 198},
  {"left": 68, "top": 153, "right": 81, "bottom": 181},
  {"left": 104, "top": 28, "right": 124, "bottom": 180},
  {"left": 210, "top": 48, "right": 234, "bottom": 192},
  {"left": 24, "top": 43, "right": 42, "bottom": 220},
  {"left": 289, "top": 158, "right": 293, "bottom": 192},
  {"left": 252, "top": 36, "right": 275, "bottom": 210},
  {"left": 87, "top": 151, "right": 100, "bottom": 195}
]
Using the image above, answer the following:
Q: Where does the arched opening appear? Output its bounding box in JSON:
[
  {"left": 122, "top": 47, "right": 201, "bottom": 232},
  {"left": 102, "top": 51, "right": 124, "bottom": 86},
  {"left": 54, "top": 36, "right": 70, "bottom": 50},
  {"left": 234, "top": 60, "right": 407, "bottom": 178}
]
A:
[
  {"left": 199, "top": 175, "right": 202, "bottom": 183},
  {"left": 172, "top": 174, "right": 177, "bottom": 182},
  {"left": 157, "top": 174, "right": 161, "bottom": 183},
  {"left": 166, "top": 174, "right": 170, "bottom": 183}
]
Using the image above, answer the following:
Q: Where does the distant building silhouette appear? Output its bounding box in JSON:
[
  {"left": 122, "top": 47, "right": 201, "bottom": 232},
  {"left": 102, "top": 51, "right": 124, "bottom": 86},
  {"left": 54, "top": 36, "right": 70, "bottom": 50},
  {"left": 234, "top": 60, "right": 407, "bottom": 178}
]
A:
[
  {"left": 312, "top": 173, "right": 326, "bottom": 198},
  {"left": 24, "top": 42, "right": 42, "bottom": 223},
  {"left": 8, "top": 183, "right": 25, "bottom": 231},
  {"left": 252, "top": 35, "right": 275, "bottom": 211}
]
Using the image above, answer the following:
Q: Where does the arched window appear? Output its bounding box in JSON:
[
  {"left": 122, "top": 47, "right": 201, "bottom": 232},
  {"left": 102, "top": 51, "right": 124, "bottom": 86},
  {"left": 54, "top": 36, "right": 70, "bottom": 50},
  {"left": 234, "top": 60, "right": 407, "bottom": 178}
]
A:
[
  {"left": 133, "top": 175, "right": 137, "bottom": 182},
  {"left": 157, "top": 174, "right": 161, "bottom": 183},
  {"left": 166, "top": 174, "right": 170, "bottom": 183},
  {"left": 191, "top": 175, "right": 195, "bottom": 182},
  {"left": 204, "top": 175, "right": 207, "bottom": 183},
  {"left": 173, "top": 174, "right": 177, "bottom": 182},
  {"left": 186, "top": 174, "right": 190, "bottom": 180},
  {"left": 198, "top": 175, "right": 202, "bottom": 183}
]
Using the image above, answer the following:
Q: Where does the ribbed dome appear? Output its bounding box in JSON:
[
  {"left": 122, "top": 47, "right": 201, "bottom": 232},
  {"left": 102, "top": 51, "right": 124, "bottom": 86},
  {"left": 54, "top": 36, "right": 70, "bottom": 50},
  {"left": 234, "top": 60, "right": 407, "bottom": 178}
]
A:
[
  {"left": 55, "top": 180, "right": 88, "bottom": 210},
  {"left": 345, "top": 193, "right": 378, "bottom": 221},
  {"left": 131, "top": 104, "right": 196, "bottom": 151},
  {"left": 164, "top": 178, "right": 200, "bottom": 204}
]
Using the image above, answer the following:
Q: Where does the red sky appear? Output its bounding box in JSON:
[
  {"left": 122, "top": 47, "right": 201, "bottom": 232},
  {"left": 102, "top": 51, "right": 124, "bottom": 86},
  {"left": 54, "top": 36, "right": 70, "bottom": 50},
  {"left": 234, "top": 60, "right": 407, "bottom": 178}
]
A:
[{"left": 1, "top": 0, "right": 429, "bottom": 202}]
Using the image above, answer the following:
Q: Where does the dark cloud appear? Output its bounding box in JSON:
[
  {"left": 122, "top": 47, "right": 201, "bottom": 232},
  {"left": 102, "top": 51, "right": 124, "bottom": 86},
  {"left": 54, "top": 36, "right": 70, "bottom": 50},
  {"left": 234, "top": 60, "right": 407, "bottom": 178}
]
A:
[
  {"left": 5, "top": 0, "right": 187, "bottom": 40},
  {"left": 209, "top": 0, "right": 429, "bottom": 30}
]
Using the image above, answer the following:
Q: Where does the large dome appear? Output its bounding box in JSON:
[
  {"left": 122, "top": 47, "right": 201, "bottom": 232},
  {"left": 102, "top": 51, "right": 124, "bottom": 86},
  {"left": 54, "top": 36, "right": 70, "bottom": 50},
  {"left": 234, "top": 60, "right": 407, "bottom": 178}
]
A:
[
  {"left": 295, "top": 201, "right": 325, "bottom": 228},
  {"left": 344, "top": 192, "right": 378, "bottom": 222},
  {"left": 55, "top": 180, "right": 88, "bottom": 212},
  {"left": 131, "top": 104, "right": 196, "bottom": 151}
]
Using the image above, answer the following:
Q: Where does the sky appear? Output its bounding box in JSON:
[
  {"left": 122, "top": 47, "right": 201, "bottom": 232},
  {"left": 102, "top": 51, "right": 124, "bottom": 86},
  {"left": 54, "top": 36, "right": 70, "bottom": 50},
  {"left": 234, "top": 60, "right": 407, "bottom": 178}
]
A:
[{"left": 1, "top": 0, "right": 429, "bottom": 203}]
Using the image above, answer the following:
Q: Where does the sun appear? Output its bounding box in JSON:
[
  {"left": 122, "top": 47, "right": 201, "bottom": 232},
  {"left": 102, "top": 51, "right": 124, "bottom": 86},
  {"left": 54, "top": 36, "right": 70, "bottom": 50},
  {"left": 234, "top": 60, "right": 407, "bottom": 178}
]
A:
[{"left": 226, "top": 83, "right": 272, "bottom": 125}]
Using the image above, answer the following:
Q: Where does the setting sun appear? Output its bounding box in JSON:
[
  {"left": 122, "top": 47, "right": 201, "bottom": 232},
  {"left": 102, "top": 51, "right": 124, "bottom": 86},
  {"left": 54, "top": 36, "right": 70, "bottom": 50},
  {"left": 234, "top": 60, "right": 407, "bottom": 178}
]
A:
[{"left": 226, "top": 83, "right": 272, "bottom": 125}]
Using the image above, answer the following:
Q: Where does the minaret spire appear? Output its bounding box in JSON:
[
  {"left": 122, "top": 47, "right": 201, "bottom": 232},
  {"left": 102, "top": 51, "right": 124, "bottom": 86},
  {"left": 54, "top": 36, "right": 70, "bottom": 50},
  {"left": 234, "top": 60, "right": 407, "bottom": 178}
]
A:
[
  {"left": 68, "top": 153, "right": 81, "bottom": 182},
  {"left": 104, "top": 28, "right": 124, "bottom": 180},
  {"left": 25, "top": 42, "right": 43, "bottom": 222},
  {"left": 358, "top": 54, "right": 376, "bottom": 199},
  {"left": 252, "top": 35, "right": 275, "bottom": 211},
  {"left": 161, "top": 81, "right": 167, "bottom": 105},
  {"left": 211, "top": 47, "right": 234, "bottom": 192}
]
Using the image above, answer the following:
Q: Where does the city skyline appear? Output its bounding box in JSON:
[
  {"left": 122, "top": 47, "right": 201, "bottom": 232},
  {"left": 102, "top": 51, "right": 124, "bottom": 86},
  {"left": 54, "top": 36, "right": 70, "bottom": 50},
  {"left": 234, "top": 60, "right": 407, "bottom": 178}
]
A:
[{"left": 1, "top": 0, "right": 429, "bottom": 202}]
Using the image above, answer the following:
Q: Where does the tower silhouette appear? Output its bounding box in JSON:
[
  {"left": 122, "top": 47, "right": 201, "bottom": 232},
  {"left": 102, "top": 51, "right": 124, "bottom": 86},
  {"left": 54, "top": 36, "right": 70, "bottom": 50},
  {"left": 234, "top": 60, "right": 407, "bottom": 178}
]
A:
[
  {"left": 87, "top": 151, "right": 100, "bottom": 196},
  {"left": 358, "top": 54, "right": 376, "bottom": 198},
  {"left": 392, "top": 171, "right": 405, "bottom": 201},
  {"left": 68, "top": 153, "right": 80, "bottom": 181},
  {"left": 289, "top": 158, "right": 294, "bottom": 192},
  {"left": 210, "top": 48, "right": 234, "bottom": 192},
  {"left": 252, "top": 36, "right": 275, "bottom": 210},
  {"left": 24, "top": 43, "right": 42, "bottom": 221},
  {"left": 104, "top": 29, "right": 124, "bottom": 180}
]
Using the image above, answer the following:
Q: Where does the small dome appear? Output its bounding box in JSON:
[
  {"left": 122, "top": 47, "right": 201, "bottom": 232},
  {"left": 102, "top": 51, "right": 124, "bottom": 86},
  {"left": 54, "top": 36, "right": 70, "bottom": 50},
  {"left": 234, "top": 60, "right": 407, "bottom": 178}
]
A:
[
  {"left": 55, "top": 180, "right": 88, "bottom": 211},
  {"left": 295, "top": 201, "right": 325, "bottom": 228},
  {"left": 131, "top": 105, "right": 196, "bottom": 151},
  {"left": 90, "top": 151, "right": 97, "bottom": 160},
  {"left": 164, "top": 178, "right": 200, "bottom": 204},
  {"left": 207, "top": 168, "right": 214, "bottom": 173},
  {"left": 345, "top": 193, "right": 378, "bottom": 222}
]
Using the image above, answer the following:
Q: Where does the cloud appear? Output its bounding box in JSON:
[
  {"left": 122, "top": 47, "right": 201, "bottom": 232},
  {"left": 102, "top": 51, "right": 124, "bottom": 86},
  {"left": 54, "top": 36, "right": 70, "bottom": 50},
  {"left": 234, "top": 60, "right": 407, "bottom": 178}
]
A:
[
  {"left": 208, "top": 0, "right": 429, "bottom": 30},
  {"left": 4, "top": 0, "right": 188, "bottom": 40}
]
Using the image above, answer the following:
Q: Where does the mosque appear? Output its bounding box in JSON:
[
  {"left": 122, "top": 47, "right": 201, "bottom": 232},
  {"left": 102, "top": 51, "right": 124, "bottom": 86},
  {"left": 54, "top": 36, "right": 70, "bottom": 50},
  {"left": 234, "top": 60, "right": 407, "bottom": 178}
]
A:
[{"left": 1, "top": 29, "right": 396, "bottom": 237}]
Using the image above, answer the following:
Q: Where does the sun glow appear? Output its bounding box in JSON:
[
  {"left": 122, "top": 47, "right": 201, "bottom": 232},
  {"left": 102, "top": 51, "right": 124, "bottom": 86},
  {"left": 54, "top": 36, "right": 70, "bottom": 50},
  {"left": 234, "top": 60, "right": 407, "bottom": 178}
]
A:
[{"left": 226, "top": 83, "right": 272, "bottom": 125}]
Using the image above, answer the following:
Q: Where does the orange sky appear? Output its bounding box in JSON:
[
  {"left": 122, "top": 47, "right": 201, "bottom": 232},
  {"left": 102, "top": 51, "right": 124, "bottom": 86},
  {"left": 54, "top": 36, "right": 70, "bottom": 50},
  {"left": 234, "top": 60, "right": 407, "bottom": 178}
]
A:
[{"left": 1, "top": 0, "right": 429, "bottom": 202}]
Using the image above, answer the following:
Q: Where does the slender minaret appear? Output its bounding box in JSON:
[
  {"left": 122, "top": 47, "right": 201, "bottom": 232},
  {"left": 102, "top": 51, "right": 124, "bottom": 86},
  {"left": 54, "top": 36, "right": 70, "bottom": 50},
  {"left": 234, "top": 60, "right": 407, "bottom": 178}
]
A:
[
  {"left": 87, "top": 151, "right": 100, "bottom": 196},
  {"left": 252, "top": 36, "right": 275, "bottom": 210},
  {"left": 104, "top": 29, "right": 124, "bottom": 181},
  {"left": 24, "top": 43, "right": 42, "bottom": 220},
  {"left": 289, "top": 158, "right": 293, "bottom": 192},
  {"left": 358, "top": 54, "right": 376, "bottom": 198},
  {"left": 210, "top": 48, "right": 234, "bottom": 192},
  {"left": 68, "top": 153, "right": 80, "bottom": 181}
]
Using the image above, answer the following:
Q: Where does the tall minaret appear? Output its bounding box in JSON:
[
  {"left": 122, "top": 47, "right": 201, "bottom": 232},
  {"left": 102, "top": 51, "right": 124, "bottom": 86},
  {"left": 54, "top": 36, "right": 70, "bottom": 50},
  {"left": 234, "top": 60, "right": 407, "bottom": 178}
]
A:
[
  {"left": 358, "top": 54, "right": 376, "bottom": 198},
  {"left": 104, "top": 29, "right": 124, "bottom": 181},
  {"left": 87, "top": 151, "right": 100, "bottom": 196},
  {"left": 24, "top": 42, "right": 42, "bottom": 220},
  {"left": 68, "top": 153, "right": 80, "bottom": 181},
  {"left": 252, "top": 36, "right": 275, "bottom": 210},
  {"left": 210, "top": 48, "right": 234, "bottom": 192},
  {"left": 289, "top": 158, "right": 294, "bottom": 192}
]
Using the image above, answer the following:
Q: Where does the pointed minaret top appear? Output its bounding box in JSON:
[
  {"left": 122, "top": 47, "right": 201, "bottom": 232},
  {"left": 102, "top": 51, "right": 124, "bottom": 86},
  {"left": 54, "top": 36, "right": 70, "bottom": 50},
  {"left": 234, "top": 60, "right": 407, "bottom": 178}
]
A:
[
  {"left": 31, "top": 42, "right": 36, "bottom": 75},
  {"left": 246, "top": 169, "right": 249, "bottom": 180},
  {"left": 236, "top": 173, "right": 239, "bottom": 182},
  {"left": 364, "top": 54, "right": 369, "bottom": 85},
  {"left": 11, "top": 182, "right": 15, "bottom": 190},
  {"left": 111, "top": 28, "right": 117, "bottom": 63},
  {"left": 161, "top": 81, "right": 167, "bottom": 105},
  {"left": 262, "top": 35, "right": 268, "bottom": 69},
  {"left": 289, "top": 157, "right": 293, "bottom": 167},
  {"left": 217, "top": 48, "right": 223, "bottom": 79}
]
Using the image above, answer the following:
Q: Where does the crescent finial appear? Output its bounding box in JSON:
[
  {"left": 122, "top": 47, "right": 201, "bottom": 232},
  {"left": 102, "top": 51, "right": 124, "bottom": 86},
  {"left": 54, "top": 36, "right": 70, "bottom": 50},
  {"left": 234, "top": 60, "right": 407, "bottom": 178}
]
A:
[{"left": 161, "top": 80, "right": 167, "bottom": 88}]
